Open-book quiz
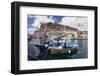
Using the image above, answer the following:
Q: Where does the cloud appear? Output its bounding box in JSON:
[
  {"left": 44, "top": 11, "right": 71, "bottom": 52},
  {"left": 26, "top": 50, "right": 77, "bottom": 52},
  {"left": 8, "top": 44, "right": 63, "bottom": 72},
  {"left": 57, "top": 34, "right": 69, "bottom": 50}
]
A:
[
  {"left": 28, "top": 15, "right": 88, "bottom": 34},
  {"left": 28, "top": 15, "right": 55, "bottom": 34},
  {"left": 77, "top": 18, "right": 88, "bottom": 31},
  {"left": 59, "top": 17, "right": 77, "bottom": 27},
  {"left": 28, "top": 28, "right": 35, "bottom": 35},
  {"left": 59, "top": 17, "right": 88, "bottom": 31},
  {"left": 31, "top": 17, "right": 41, "bottom": 29},
  {"left": 36, "top": 16, "right": 54, "bottom": 23},
  {"left": 31, "top": 16, "right": 55, "bottom": 28}
]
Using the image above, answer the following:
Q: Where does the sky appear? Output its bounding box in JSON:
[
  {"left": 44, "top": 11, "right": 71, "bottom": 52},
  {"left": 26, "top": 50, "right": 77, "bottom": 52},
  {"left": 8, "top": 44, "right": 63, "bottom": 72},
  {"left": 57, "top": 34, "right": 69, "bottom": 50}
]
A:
[{"left": 28, "top": 15, "right": 88, "bottom": 34}]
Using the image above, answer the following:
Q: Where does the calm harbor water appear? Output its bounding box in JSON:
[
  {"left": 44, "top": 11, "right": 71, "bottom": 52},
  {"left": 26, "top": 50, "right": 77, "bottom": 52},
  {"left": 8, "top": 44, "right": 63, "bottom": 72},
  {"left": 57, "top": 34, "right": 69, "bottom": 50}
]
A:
[
  {"left": 28, "top": 40, "right": 88, "bottom": 60},
  {"left": 46, "top": 39, "right": 88, "bottom": 60},
  {"left": 69, "top": 40, "right": 88, "bottom": 59}
]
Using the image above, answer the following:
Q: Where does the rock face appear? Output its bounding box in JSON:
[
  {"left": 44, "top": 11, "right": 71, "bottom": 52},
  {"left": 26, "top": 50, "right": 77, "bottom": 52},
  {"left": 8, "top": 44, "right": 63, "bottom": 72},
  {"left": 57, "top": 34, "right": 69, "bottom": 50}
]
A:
[
  {"left": 30, "top": 22, "right": 87, "bottom": 40},
  {"left": 40, "top": 22, "right": 79, "bottom": 32}
]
